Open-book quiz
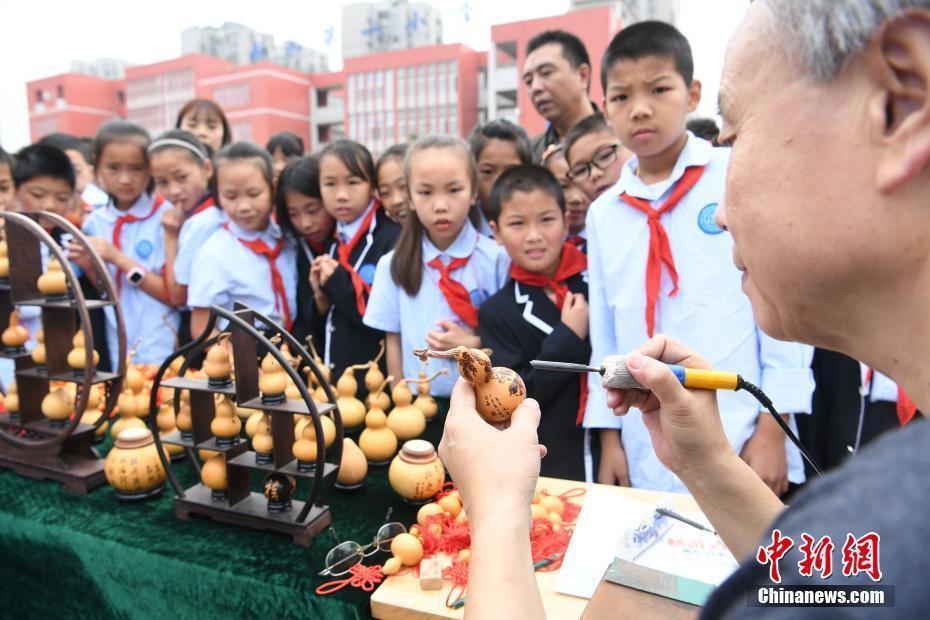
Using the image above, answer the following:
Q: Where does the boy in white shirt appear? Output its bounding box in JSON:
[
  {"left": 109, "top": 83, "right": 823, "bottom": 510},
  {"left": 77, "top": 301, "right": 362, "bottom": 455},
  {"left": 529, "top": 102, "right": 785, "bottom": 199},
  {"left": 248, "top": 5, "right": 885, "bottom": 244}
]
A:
[{"left": 584, "top": 21, "right": 815, "bottom": 495}]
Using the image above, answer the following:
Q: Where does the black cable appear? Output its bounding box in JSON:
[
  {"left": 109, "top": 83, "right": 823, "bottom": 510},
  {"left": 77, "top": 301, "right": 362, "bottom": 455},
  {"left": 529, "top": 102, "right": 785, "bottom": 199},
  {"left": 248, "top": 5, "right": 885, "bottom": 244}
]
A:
[{"left": 737, "top": 376, "right": 823, "bottom": 477}]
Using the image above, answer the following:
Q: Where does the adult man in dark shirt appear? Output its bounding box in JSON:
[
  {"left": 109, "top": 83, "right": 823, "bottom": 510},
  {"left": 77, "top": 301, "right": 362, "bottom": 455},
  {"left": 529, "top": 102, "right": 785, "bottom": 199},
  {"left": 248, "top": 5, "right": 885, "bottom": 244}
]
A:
[
  {"left": 438, "top": 0, "right": 930, "bottom": 617},
  {"left": 523, "top": 30, "right": 599, "bottom": 161}
]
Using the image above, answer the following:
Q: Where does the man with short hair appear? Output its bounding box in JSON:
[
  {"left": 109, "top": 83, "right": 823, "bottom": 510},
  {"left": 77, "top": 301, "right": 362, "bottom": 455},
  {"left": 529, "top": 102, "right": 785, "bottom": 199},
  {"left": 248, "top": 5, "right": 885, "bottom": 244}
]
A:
[
  {"left": 522, "top": 30, "right": 598, "bottom": 161},
  {"left": 440, "top": 0, "right": 930, "bottom": 617}
]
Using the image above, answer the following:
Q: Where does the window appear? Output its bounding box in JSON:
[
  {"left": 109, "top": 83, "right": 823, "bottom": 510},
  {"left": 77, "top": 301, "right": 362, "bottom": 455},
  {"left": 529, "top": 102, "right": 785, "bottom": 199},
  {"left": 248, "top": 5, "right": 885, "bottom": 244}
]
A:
[
  {"left": 317, "top": 89, "right": 328, "bottom": 108},
  {"left": 213, "top": 84, "right": 251, "bottom": 109},
  {"left": 117, "top": 90, "right": 125, "bottom": 104},
  {"left": 57, "top": 85, "right": 64, "bottom": 98},
  {"left": 231, "top": 121, "right": 252, "bottom": 142}
]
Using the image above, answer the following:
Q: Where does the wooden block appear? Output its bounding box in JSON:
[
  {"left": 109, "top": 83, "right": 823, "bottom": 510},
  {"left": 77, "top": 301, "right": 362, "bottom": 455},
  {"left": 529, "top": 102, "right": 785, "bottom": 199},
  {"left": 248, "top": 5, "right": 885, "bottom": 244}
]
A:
[{"left": 419, "top": 558, "right": 443, "bottom": 591}]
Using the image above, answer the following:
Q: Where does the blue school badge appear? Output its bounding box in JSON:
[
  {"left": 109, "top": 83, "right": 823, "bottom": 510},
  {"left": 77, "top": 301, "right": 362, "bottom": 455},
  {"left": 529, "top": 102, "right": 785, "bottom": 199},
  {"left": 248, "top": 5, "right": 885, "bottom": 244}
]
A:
[
  {"left": 358, "top": 263, "right": 376, "bottom": 285},
  {"left": 469, "top": 289, "right": 490, "bottom": 308},
  {"left": 698, "top": 203, "right": 723, "bottom": 235},
  {"left": 135, "top": 239, "right": 154, "bottom": 258}
]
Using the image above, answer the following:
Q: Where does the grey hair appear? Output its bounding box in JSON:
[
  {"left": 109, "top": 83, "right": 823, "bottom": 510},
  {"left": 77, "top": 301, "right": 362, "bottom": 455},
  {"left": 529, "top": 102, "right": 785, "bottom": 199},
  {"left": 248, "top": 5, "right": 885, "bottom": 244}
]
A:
[
  {"left": 403, "top": 134, "right": 478, "bottom": 192},
  {"left": 764, "top": 0, "right": 930, "bottom": 81}
]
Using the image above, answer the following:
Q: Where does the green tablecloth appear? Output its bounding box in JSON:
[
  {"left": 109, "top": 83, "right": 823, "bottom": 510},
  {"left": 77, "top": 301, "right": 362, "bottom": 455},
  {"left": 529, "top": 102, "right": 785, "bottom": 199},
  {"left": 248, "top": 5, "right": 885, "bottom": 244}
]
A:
[{"left": 0, "top": 404, "right": 448, "bottom": 620}]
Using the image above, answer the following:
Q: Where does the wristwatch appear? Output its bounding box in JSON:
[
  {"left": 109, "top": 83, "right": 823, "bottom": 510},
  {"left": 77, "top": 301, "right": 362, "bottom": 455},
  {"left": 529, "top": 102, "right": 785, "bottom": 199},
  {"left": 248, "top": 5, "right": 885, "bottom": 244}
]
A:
[{"left": 126, "top": 265, "right": 147, "bottom": 287}]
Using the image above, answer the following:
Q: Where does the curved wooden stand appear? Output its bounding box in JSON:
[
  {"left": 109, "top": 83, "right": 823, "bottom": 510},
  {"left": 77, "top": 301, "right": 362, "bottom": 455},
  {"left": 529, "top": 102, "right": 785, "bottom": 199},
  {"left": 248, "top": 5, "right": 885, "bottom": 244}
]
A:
[
  {"left": 149, "top": 302, "right": 342, "bottom": 546},
  {"left": 0, "top": 212, "right": 127, "bottom": 494}
]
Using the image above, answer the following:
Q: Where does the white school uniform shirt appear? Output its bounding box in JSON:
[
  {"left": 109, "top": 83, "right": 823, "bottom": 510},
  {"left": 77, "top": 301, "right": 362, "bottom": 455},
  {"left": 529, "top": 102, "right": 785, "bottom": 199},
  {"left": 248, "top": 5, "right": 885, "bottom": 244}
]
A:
[
  {"left": 83, "top": 192, "right": 180, "bottom": 366},
  {"left": 583, "top": 132, "right": 815, "bottom": 492},
  {"left": 363, "top": 219, "right": 510, "bottom": 397},
  {"left": 860, "top": 365, "right": 899, "bottom": 403},
  {"left": 174, "top": 200, "right": 226, "bottom": 287},
  {"left": 82, "top": 182, "right": 109, "bottom": 209},
  {"left": 187, "top": 220, "right": 297, "bottom": 329}
]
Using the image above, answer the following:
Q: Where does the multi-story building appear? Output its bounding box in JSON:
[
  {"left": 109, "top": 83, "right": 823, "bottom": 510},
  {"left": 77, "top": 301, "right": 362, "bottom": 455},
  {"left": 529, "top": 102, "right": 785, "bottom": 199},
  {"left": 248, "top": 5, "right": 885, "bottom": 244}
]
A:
[
  {"left": 26, "top": 6, "right": 621, "bottom": 151},
  {"left": 342, "top": 0, "right": 443, "bottom": 59},
  {"left": 70, "top": 57, "right": 131, "bottom": 80},
  {"left": 27, "top": 73, "right": 126, "bottom": 141},
  {"left": 571, "top": 0, "right": 679, "bottom": 25},
  {"left": 342, "top": 43, "right": 479, "bottom": 156},
  {"left": 182, "top": 22, "right": 328, "bottom": 74}
]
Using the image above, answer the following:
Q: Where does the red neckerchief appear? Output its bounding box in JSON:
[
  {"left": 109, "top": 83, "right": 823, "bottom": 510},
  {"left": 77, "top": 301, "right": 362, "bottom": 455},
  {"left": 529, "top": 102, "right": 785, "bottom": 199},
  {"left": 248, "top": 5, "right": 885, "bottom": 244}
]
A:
[
  {"left": 112, "top": 194, "right": 164, "bottom": 290},
  {"left": 307, "top": 238, "right": 328, "bottom": 255},
  {"left": 190, "top": 193, "right": 215, "bottom": 216},
  {"left": 509, "top": 242, "right": 588, "bottom": 425},
  {"left": 565, "top": 234, "right": 585, "bottom": 248},
  {"left": 427, "top": 255, "right": 478, "bottom": 329},
  {"left": 864, "top": 368, "right": 919, "bottom": 425},
  {"left": 224, "top": 223, "right": 292, "bottom": 329},
  {"left": 619, "top": 165, "right": 705, "bottom": 337},
  {"left": 335, "top": 201, "right": 379, "bottom": 316}
]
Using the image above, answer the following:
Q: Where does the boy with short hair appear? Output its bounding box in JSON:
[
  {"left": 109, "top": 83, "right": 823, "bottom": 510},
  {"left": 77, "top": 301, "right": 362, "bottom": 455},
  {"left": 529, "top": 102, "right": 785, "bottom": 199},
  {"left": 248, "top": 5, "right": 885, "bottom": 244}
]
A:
[
  {"left": 563, "top": 112, "right": 632, "bottom": 201},
  {"left": 12, "top": 144, "right": 76, "bottom": 216},
  {"left": 39, "top": 132, "right": 108, "bottom": 216},
  {"left": 585, "top": 21, "right": 815, "bottom": 494},
  {"left": 478, "top": 164, "right": 594, "bottom": 481}
]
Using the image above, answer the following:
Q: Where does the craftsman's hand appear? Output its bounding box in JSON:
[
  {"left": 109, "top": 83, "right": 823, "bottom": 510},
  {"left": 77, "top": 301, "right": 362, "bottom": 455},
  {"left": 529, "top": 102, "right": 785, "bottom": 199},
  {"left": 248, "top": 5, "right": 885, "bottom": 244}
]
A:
[
  {"left": 740, "top": 413, "right": 790, "bottom": 497},
  {"left": 597, "top": 428, "right": 630, "bottom": 486},
  {"left": 313, "top": 255, "right": 339, "bottom": 286},
  {"left": 605, "top": 335, "right": 735, "bottom": 481},
  {"left": 560, "top": 292, "right": 589, "bottom": 339},
  {"left": 426, "top": 320, "right": 481, "bottom": 350},
  {"left": 161, "top": 207, "right": 184, "bottom": 237},
  {"left": 439, "top": 378, "right": 546, "bottom": 522}
]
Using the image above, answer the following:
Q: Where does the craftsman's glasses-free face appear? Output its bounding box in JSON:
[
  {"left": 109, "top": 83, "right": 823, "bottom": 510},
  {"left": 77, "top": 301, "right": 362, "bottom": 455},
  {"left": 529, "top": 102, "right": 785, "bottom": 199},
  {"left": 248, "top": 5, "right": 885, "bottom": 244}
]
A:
[
  {"left": 566, "top": 143, "right": 623, "bottom": 181},
  {"left": 317, "top": 522, "right": 407, "bottom": 577}
]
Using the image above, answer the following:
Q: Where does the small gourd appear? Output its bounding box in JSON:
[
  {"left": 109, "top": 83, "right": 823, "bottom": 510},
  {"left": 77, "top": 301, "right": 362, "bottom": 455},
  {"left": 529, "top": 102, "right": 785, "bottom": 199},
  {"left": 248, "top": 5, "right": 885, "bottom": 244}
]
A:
[
  {"left": 36, "top": 256, "right": 69, "bottom": 299},
  {"left": 295, "top": 413, "right": 336, "bottom": 449},
  {"left": 2, "top": 310, "right": 29, "bottom": 353},
  {"left": 386, "top": 378, "right": 425, "bottom": 441},
  {"left": 335, "top": 437, "right": 368, "bottom": 490},
  {"left": 0, "top": 240, "right": 8, "bottom": 280},
  {"left": 81, "top": 387, "right": 108, "bottom": 440},
  {"left": 30, "top": 329, "right": 46, "bottom": 369},
  {"left": 201, "top": 454, "right": 228, "bottom": 500},
  {"left": 292, "top": 419, "right": 319, "bottom": 472},
  {"left": 4, "top": 381, "right": 19, "bottom": 415},
  {"left": 304, "top": 335, "right": 332, "bottom": 385},
  {"left": 252, "top": 413, "right": 274, "bottom": 464},
  {"left": 210, "top": 394, "right": 240, "bottom": 446},
  {"left": 203, "top": 336, "right": 233, "bottom": 388},
  {"left": 111, "top": 387, "right": 146, "bottom": 440},
  {"left": 413, "top": 368, "right": 449, "bottom": 422},
  {"left": 155, "top": 401, "right": 184, "bottom": 458},
  {"left": 176, "top": 390, "right": 193, "bottom": 440},
  {"left": 67, "top": 329, "right": 100, "bottom": 373},
  {"left": 359, "top": 376, "right": 399, "bottom": 464},
  {"left": 364, "top": 339, "right": 387, "bottom": 393},
  {"left": 245, "top": 409, "right": 265, "bottom": 438},
  {"left": 335, "top": 363, "right": 369, "bottom": 430},
  {"left": 259, "top": 352, "right": 287, "bottom": 404},
  {"left": 41, "top": 387, "right": 72, "bottom": 427},
  {"left": 415, "top": 346, "right": 526, "bottom": 424}
]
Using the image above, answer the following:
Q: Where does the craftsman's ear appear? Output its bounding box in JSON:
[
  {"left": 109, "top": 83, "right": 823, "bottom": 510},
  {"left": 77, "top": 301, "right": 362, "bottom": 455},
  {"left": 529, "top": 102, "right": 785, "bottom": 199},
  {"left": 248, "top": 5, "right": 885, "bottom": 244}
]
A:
[{"left": 869, "top": 10, "right": 930, "bottom": 193}]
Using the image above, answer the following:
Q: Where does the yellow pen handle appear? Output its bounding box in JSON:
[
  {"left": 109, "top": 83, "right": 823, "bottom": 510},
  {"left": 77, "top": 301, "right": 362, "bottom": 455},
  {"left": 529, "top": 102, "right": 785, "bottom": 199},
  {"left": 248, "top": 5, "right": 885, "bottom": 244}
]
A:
[{"left": 681, "top": 368, "right": 739, "bottom": 391}]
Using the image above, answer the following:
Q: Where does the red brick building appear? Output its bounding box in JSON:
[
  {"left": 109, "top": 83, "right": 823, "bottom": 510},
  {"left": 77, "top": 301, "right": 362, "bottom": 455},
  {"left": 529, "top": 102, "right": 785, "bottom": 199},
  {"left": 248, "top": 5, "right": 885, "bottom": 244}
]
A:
[{"left": 28, "top": 73, "right": 126, "bottom": 140}]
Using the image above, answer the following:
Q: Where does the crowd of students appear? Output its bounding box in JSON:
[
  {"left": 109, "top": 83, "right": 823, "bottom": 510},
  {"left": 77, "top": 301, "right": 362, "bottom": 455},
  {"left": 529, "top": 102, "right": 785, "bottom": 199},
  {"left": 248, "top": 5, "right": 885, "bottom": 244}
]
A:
[{"left": 0, "top": 19, "right": 915, "bottom": 496}]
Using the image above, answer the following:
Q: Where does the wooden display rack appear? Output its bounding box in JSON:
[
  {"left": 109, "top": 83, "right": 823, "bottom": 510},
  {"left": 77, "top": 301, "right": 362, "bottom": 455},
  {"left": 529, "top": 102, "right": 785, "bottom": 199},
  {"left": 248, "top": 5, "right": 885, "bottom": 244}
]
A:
[
  {"left": 0, "top": 211, "right": 126, "bottom": 494},
  {"left": 149, "top": 303, "right": 342, "bottom": 546}
]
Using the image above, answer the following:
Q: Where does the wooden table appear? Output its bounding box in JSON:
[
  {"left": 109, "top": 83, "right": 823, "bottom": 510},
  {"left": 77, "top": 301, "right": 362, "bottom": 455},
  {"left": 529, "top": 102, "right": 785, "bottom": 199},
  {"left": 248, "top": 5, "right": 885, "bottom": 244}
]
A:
[{"left": 370, "top": 477, "right": 704, "bottom": 619}]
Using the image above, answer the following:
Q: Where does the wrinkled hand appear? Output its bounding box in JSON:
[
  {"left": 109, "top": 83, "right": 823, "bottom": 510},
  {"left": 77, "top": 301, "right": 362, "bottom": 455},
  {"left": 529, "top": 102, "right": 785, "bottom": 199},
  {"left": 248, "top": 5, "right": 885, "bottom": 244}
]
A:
[
  {"left": 439, "top": 378, "right": 546, "bottom": 520},
  {"left": 161, "top": 207, "right": 184, "bottom": 236},
  {"left": 313, "top": 255, "right": 339, "bottom": 286},
  {"left": 426, "top": 320, "right": 481, "bottom": 350},
  {"left": 740, "top": 416, "right": 789, "bottom": 497},
  {"left": 605, "top": 335, "right": 735, "bottom": 480},
  {"left": 560, "top": 292, "right": 589, "bottom": 339},
  {"left": 597, "top": 431, "right": 630, "bottom": 486}
]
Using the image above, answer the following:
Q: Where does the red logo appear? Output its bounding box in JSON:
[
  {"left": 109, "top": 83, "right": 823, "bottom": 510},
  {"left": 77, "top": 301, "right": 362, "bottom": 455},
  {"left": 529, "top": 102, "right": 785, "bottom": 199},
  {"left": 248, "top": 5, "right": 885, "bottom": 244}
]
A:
[
  {"left": 798, "top": 534, "right": 835, "bottom": 579},
  {"left": 841, "top": 532, "right": 882, "bottom": 582},
  {"left": 756, "top": 529, "right": 794, "bottom": 583}
]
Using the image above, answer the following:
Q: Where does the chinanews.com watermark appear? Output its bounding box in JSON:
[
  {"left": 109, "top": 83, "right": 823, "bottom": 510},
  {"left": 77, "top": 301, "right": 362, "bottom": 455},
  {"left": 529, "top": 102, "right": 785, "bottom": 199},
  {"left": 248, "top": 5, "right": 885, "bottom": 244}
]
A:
[{"left": 749, "top": 529, "right": 893, "bottom": 608}]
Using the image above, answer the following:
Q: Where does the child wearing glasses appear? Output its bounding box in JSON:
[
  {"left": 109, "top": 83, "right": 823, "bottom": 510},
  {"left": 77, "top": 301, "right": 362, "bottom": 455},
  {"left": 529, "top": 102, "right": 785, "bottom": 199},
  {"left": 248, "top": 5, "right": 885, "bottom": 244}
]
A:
[{"left": 563, "top": 112, "right": 632, "bottom": 201}]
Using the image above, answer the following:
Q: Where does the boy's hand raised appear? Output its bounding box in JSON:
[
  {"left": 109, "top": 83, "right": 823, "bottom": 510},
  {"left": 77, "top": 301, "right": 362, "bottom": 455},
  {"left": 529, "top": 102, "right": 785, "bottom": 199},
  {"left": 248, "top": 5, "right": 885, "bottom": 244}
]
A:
[
  {"left": 605, "top": 335, "right": 736, "bottom": 482},
  {"left": 560, "top": 292, "right": 589, "bottom": 339}
]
